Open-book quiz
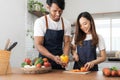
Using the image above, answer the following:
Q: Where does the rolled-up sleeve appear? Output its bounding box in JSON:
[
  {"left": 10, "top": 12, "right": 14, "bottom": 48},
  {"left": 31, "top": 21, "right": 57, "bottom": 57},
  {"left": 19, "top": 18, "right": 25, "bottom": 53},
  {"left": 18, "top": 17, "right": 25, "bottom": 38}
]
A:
[{"left": 34, "top": 18, "right": 45, "bottom": 36}]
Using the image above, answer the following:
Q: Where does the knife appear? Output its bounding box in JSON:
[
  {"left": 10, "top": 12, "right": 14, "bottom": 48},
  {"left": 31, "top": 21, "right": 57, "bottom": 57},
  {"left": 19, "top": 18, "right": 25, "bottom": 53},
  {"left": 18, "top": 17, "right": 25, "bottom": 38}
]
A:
[{"left": 7, "top": 42, "right": 18, "bottom": 51}]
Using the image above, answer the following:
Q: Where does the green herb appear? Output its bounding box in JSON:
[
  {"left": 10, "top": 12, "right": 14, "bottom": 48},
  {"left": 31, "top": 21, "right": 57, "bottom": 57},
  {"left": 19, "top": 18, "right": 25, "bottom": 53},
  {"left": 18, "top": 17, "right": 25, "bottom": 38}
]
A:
[{"left": 110, "top": 66, "right": 118, "bottom": 70}]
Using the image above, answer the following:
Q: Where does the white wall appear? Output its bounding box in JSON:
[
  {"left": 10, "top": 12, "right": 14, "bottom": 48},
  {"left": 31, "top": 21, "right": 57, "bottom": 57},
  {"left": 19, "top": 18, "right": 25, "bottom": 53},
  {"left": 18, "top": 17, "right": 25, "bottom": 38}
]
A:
[
  {"left": 63, "top": 0, "right": 120, "bottom": 23},
  {"left": 0, "top": 0, "right": 26, "bottom": 67},
  {"left": 38, "top": 0, "right": 120, "bottom": 24}
]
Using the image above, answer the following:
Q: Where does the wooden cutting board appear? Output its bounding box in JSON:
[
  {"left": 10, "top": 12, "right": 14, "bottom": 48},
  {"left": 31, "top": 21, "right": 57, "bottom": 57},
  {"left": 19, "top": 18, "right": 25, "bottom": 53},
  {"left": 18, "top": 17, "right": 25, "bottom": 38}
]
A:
[{"left": 63, "top": 70, "right": 90, "bottom": 74}]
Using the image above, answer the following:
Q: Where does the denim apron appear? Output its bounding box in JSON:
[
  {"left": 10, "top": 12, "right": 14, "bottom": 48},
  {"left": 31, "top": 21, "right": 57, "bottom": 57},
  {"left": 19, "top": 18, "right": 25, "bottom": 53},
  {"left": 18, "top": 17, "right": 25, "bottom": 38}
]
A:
[
  {"left": 74, "top": 40, "right": 98, "bottom": 71},
  {"left": 39, "top": 15, "right": 65, "bottom": 69}
]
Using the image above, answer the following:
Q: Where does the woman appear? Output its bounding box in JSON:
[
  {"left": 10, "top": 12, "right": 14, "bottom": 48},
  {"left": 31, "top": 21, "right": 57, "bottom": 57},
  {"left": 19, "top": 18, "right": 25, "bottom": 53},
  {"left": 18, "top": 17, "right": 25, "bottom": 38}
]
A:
[{"left": 71, "top": 12, "right": 106, "bottom": 71}]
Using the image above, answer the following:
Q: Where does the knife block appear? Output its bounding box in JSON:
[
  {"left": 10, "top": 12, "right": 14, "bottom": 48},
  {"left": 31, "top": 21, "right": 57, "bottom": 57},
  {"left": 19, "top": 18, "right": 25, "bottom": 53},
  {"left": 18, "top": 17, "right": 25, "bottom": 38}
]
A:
[{"left": 0, "top": 50, "right": 11, "bottom": 75}]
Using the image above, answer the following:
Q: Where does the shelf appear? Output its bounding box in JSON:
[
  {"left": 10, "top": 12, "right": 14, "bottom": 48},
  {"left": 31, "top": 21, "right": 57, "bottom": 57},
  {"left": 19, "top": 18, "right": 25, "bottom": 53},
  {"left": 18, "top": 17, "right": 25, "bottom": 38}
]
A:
[
  {"left": 28, "top": 11, "right": 49, "bottom": 17},
  {"left": 108, "top": 57, "right": 120, "bottom": 61}
]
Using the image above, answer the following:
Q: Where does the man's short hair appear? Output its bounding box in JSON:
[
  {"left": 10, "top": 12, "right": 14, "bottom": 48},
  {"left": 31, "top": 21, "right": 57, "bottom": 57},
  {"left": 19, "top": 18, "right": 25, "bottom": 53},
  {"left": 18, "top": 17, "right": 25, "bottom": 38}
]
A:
[{"left": 46, "top": 0, "right": 65, "bottom": 10}]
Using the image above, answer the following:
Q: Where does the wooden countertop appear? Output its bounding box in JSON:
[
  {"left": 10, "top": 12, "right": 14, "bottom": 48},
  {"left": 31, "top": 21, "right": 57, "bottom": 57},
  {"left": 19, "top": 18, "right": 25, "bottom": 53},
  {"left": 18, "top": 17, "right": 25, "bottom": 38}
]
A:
[{"left": 1, "top": 68, "right": 120, "bottom": 80}]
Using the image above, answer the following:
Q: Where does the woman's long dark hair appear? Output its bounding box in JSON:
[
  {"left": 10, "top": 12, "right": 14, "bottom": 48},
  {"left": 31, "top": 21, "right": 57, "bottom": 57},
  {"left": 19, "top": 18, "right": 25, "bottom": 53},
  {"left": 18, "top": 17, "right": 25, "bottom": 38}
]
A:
[{"left": 75, "top": 12, "right": 98, "bottom": 46}]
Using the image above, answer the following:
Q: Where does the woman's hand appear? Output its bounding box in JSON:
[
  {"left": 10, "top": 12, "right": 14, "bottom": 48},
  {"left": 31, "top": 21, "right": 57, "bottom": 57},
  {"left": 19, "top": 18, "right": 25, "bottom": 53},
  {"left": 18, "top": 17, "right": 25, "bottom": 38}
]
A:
[
  {"left": 73, "top": 53, "right": 79, "bottom": 61},
  {"left": 84, "top": 61, "right": 95, "bottom": 70}
]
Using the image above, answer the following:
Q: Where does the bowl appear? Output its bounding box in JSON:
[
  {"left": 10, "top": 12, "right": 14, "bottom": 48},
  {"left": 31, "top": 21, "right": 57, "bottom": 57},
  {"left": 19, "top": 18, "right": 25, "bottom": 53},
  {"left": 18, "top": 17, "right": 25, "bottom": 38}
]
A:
[{"left": 21, "top": 67, "right": 52, "bottom": 74}]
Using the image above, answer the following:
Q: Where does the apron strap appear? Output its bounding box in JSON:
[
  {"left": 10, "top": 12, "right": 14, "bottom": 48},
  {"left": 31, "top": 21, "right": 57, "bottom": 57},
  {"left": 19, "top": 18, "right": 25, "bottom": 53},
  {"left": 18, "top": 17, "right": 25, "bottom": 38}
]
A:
[
  {"left": 45, "top": 15, "right": 48, "bottom": 29},
  {"left": 61, "top": 17, "right": 64, "bottom": 30},
  {"left": 45, "top": 15, "right": 64, "bottom": 30}
]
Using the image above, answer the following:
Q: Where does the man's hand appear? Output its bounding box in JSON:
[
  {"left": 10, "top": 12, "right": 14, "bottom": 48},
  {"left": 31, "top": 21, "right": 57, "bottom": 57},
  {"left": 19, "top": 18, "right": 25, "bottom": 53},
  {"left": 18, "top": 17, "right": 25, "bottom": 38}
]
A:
[
  {"left": 53, "top": 56, "right": 62, "bottom": 64},
  {"left": 73, "top": 53, "right": 79, "bottom": 61},
  {"left": 61, "top": 62, "right": 68, "bottom": 68}
]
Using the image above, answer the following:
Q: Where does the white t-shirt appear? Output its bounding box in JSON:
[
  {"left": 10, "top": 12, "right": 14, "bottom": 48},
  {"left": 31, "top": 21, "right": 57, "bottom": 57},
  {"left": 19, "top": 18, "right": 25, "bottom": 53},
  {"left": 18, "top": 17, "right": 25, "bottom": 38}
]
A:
[
  {"left": 71, "top": 34, "right": 106, "bottom": 51},
  {"left": 34, "top": 15, "right": 71, "bottom": 36}
]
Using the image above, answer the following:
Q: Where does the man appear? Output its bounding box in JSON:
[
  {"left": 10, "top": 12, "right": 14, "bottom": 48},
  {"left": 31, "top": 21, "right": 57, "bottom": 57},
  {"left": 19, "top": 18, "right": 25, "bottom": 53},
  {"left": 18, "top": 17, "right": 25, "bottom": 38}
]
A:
[{"left": 34, "top": 0, "right": 71, "bottom": 69}]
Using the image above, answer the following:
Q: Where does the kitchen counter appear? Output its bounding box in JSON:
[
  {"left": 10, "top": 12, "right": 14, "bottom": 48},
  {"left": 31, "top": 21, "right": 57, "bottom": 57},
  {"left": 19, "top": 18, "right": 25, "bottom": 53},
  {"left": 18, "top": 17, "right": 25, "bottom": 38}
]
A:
[{"left": 1, "top": 68, "right": 120, "bottom": 80}]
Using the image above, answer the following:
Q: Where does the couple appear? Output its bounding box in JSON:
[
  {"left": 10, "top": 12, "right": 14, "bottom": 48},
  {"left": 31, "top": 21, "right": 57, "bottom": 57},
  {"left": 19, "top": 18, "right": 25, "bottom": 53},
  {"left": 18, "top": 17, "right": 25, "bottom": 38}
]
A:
[{"left": 34, "top": 0, "right": 106, "bottom": 71}]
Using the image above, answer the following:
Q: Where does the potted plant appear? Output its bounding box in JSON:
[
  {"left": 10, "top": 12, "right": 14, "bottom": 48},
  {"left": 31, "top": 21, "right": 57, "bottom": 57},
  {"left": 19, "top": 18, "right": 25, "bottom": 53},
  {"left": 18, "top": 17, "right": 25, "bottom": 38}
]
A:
[{"left": 27, "top": 0, "right": 48, "bottom": 17}]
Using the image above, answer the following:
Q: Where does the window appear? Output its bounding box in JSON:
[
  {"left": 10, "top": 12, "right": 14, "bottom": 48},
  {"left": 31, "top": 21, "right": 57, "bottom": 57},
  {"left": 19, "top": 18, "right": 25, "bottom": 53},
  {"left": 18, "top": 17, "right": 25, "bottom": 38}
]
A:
[
  {"left": 93, "top": 13, "right": 120, "bottom": 53},
  {"left": 112, "top": 19, "right": 120, "bottom": 51},
  {"left": 95, "top": 19, "right": 111, "bottom": 51}
]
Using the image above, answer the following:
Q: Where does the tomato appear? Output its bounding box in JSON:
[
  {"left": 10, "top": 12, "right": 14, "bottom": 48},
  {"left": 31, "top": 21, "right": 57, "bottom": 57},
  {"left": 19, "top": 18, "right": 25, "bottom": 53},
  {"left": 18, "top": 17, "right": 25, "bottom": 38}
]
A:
[
  {"left": 102, "top": 68, "right": 109, "bottom": 72},
  {"left": 44, "top": 62, "right": 51, "bottom": 67},
  {"left": 102, "top": 68, "right": 111, "bottom": 76},
  {"left": 111, "top": 70, "right": 118, "bottom": 76},
  {"left": 43, "top": 58, "right": 48, "bottom": 62},
  {"left": 24, "top": 58, "right": 31, "bottom": 65},
  {"left": 36, "top": 63, "right": 41, "bottom": 68},
  {"left": 117, "top": 70, "right": 120, "bottom": 76},
  {"left": 60, "top": 54, "right": 69, "bottom": 63}
]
